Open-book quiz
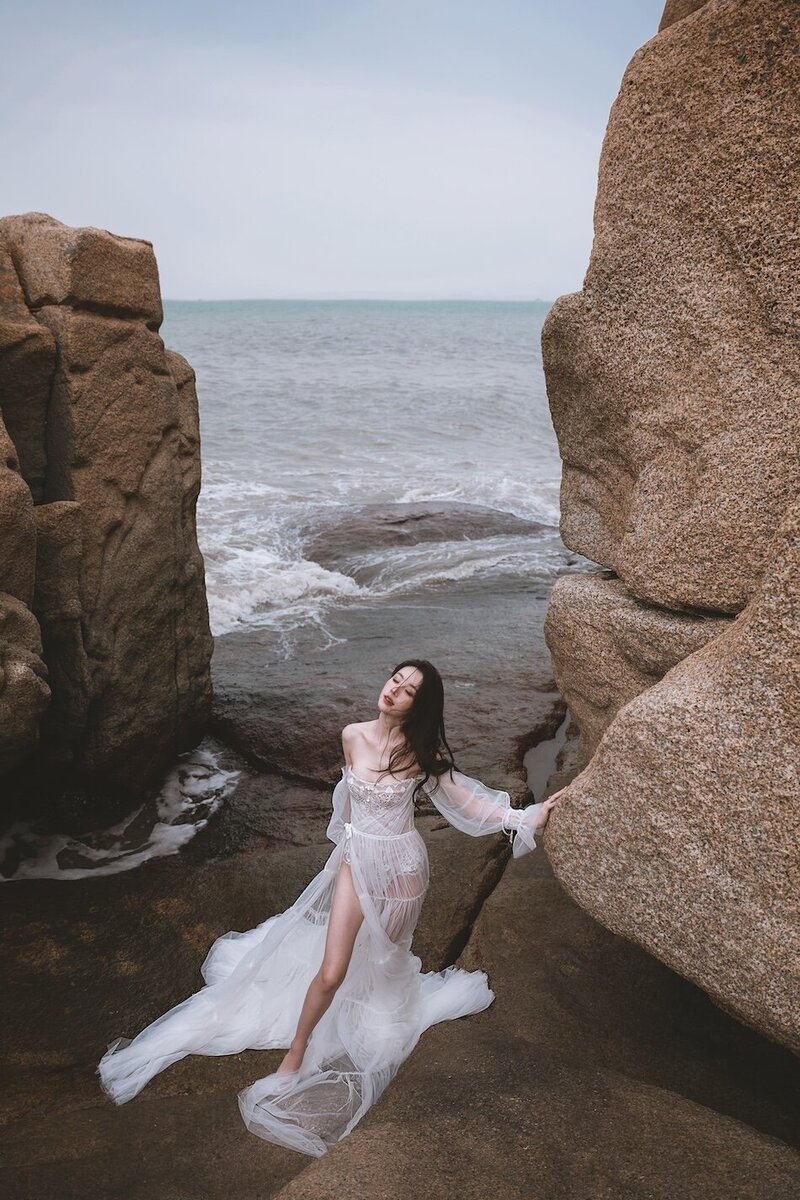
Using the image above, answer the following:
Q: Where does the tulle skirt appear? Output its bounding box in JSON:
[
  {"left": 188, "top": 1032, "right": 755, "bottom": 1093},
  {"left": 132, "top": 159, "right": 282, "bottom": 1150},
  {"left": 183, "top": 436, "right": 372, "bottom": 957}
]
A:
[{"left": 96, "top": 825, "right": 495, "bottom": 1156}]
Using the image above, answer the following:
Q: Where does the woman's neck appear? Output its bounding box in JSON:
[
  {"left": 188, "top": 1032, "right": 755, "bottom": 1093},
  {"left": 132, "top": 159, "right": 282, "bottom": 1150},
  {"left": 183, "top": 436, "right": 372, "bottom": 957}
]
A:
[{"left": 376, "top": 712, "right": 403, "bottom": 738}]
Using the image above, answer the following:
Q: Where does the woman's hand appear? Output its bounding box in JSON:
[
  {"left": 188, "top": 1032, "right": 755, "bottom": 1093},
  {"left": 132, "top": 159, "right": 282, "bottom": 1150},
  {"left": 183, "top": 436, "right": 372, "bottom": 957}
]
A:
[{"left": 533, "top": 786, "right": 567, "bottom": 831}]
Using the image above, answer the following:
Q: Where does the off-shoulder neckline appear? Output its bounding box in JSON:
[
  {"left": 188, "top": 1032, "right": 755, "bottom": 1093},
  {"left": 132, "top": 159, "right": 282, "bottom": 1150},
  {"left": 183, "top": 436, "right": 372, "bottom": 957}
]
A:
[{"left": 345, "top": 764, "right": 425, "bottom": 787}]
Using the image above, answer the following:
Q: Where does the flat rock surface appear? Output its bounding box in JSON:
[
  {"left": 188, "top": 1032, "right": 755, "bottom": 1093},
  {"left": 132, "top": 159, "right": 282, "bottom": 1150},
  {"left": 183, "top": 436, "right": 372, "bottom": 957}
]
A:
[{"left": 211, "top": 568, "right": 561, "bottom": 789}]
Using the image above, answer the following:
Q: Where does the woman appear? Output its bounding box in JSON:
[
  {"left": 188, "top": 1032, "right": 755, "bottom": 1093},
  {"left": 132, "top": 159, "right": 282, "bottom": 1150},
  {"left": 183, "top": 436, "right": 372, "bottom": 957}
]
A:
[{"left": 97, "top": 658, "right": 562, "bottom": 1156}]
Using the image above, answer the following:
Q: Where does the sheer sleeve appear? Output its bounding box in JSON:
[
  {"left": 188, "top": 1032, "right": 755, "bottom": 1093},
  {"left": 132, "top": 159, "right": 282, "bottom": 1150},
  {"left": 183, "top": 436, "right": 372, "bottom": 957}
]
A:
[
  {"left": 326, "top": 767, "right": 351, "bottom": 845},
  {"left": 422, "top": 768, "right": 544, "bottom": 858}
]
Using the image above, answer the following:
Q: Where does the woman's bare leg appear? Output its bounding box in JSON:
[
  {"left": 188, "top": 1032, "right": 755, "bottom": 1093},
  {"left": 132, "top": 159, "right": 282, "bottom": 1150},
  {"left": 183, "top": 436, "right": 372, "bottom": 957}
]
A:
[{"left": 277, "top": 862, "right": 364, "bottom": 1073}]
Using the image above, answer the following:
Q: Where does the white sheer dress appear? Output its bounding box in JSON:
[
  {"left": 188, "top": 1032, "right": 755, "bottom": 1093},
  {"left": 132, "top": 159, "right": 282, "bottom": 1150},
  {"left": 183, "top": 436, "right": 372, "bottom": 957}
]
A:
[{"left": 97, "top": 764, "right": 545, "bottom": 1156}]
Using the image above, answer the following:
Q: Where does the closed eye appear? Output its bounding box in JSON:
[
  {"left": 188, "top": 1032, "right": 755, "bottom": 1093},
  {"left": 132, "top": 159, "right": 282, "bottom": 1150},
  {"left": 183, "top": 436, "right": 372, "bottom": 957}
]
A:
[{"left": 393, "top": 675, "right": 416, "bottom": 696}]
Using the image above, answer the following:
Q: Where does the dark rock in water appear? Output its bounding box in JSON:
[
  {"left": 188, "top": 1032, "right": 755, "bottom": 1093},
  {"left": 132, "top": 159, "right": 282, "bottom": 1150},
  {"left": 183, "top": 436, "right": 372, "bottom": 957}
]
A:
[{"left": 300, "top": 501, "right": 548, "bottom": 572}]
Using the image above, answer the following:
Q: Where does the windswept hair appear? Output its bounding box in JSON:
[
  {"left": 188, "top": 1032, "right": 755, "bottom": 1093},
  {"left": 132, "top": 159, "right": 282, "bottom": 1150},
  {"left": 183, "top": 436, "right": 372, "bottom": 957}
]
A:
[{"left": 377, "top": 658, "right": 457, "bottom": 803}]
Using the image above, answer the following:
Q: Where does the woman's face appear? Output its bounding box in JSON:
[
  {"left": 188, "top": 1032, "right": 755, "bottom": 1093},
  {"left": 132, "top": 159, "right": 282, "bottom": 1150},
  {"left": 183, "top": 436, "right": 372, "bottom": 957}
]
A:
[{"left": 378, "top": 666, "right": 424, "bottom": 716}]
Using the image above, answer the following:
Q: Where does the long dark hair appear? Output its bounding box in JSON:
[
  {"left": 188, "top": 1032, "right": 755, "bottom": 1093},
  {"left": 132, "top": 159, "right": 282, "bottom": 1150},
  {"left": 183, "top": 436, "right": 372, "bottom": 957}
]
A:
[{"left": 378, "top": 658, "right": 457, "bottom": 802}]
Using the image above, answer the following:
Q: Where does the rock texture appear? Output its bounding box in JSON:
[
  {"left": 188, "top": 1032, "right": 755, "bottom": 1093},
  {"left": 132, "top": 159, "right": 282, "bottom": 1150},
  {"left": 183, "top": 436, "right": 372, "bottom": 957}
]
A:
[
  {"left": 658, "top": 0, "right": 709, "bottom": 31},
  {"left": 546, "top": 510, "right": 800, "bottom": 1051},
  {"left": 544, "top": 571, "right": 729, "bottom": 763},
  {"left": 541, "top": 0, "right": 800, "bottom": 1053},
  {"left": 542, "top": 0, "right": 800, "bottom": 615},
  {"left": 0, "top": 212, "right": 212, "bottom": 806},
  {"left": 0, "top": 593, "right": 50, "bottom": 771},
  {"left": 299, "top": 501, "right": 546, "bottom": 578}
]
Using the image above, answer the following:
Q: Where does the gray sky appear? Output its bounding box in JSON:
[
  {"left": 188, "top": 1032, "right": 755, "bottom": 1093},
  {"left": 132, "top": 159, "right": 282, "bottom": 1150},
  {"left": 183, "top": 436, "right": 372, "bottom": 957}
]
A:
[{"left": 1, "top": 1, "right": 665, "bottom": 300}]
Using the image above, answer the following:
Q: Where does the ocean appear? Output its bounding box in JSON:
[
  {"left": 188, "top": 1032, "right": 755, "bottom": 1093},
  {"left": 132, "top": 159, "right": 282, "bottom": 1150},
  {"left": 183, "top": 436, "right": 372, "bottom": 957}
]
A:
[{"left": 159, "top": 299, "right": 565, "bottom": 638}]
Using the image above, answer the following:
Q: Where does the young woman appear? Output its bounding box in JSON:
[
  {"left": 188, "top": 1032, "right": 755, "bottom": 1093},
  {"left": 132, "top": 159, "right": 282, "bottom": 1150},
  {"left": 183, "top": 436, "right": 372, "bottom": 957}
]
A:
[{"left": 98, "top": 659, "right": 563, "bottom": 1156}]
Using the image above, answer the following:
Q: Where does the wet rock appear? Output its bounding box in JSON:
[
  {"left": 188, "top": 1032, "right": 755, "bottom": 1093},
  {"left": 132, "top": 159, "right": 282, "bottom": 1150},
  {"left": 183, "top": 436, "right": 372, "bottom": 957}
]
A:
[
  {"left": 0, "top": 529, "right": 562, "bottom": 1194},
  {"left": 270, "top": 844, "right": 800, "bottom": 1200},
  {"left": 212, "top": 556, "right": 560, "bottom": 795},
  {"left": 301, "top": 502, "right": 547, "bottom": 574}
]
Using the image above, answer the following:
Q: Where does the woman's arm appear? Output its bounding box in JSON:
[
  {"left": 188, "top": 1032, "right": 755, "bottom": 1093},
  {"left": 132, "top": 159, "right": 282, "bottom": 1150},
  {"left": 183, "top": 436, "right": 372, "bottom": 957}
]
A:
[
  {"left": 423, "top": 768, "right": 560, "bottom": 857},
  {"left": 326, "top": 727, "right": 354, "bottom": 845},
  {"left": 340, "top": 723, "right": 355, "bottom": 768}
]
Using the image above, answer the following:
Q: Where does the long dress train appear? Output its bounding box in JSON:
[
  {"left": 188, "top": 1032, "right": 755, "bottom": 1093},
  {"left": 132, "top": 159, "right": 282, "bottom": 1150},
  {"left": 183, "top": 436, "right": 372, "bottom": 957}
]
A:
[{"left": 97, "top": 764, "right": 544, "bottom": 1156}]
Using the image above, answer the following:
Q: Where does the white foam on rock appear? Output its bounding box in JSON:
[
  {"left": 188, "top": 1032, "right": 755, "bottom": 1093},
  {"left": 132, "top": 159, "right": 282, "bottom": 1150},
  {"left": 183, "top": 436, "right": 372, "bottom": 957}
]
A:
[{"left": 0, "top": 743, "right": 240, "bottom": 883}]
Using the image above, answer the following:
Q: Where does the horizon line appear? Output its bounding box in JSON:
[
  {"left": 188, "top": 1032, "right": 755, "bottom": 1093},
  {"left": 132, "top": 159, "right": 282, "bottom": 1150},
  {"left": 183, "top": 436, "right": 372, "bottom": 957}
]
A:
[{"left": 162, "top": 295, "right": 556, "bottom": 305}]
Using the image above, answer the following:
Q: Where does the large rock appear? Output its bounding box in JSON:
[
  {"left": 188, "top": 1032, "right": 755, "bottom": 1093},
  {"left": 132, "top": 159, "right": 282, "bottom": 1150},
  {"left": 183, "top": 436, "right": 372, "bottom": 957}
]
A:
[
  {"left": 0, "top": 211, "right": 162, "bottom": 325},
  {"left": 0, "top": 213, "right": 212, "bottom": 801},
  {"left": 0, "top": 235, "right": 55, "bottom": 501},
  {"left": 658, "top": 0, "right": 708, "bottom": 31},
  {"left": 0, "top": 416, "right": 36, "bottom": 606},
  {"left": 540, "top": 0, "right": 800, "bottom": 1055},
  {"left": 300, "top": 502, "right": 546, "bottom": 577},
  {"left": 544, "top": 571, "right": 729, "bottom": 762},
  {"left": 0, "top": 592, "right": 50, "bottom": 771},
  {"left": 545, "top": 507, "right": 800, "bottom": 1052},
  {"left": 542, "top": 0, "right": 800, "bottom": 614}
]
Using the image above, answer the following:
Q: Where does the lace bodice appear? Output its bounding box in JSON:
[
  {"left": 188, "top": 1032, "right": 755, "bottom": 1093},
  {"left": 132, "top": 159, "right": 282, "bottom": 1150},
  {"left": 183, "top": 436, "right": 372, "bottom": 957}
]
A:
[
  {"left": 326, "top": 762, "right": 546, "bottom": 857},
  {"left": 344, "top": 765, "right": 421, "bottom": 835}
]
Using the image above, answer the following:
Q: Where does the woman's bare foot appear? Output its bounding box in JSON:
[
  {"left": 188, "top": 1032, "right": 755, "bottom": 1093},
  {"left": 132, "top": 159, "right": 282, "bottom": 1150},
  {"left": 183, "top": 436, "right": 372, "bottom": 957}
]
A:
[{"left": 276, "top": 1042, "right": 306, "bottom": 1075}]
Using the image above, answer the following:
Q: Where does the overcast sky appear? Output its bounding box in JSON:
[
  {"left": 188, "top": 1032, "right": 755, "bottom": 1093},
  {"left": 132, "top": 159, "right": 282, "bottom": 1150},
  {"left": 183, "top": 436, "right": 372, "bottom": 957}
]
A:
[{"left": 1, "top": 1, "right": 665, "bottom": 300}]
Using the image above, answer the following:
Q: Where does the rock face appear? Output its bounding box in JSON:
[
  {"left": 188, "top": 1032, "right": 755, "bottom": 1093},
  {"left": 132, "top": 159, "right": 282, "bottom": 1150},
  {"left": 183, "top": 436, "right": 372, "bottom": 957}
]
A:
[
  {"left": 547, "top": 511, "right": 800, "bottom": 1052},
  {"left": 541, "top": 0, "right": 800, "bottom": 1053},
  {"left": 0, "top": 212, "right": 212, "bottom": 806},
  {"left": 0, "top": 592, "right": 50, "bottom": 772},
  {"left": 542, "top": 0, "right": 800, "bottom": 615},
  {"left": 544, "top": 572, "right": 729, "bottom": 764},
  {"left": 658, "top": 0, "right": 709, "bottom": 31}
]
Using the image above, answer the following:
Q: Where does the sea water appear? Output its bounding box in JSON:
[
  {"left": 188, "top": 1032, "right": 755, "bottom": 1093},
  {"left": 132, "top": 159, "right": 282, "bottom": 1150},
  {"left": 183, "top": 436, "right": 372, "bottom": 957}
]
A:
[{"left": 160, "top": 299, "right": 564, "bottom": 636}]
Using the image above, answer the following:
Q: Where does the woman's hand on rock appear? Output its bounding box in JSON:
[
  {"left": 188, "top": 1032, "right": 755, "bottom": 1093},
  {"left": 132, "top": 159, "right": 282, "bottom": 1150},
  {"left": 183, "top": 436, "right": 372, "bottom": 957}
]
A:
[{"left": 534, "top": 788, "right": 566, "bottom": 831}]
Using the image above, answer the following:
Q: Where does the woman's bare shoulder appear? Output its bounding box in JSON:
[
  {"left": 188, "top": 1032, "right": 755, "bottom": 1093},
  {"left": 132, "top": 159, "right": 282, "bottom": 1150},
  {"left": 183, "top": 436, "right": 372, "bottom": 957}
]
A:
[{"left": 341, "top": 720, "right": 377, "bottom": 744}]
